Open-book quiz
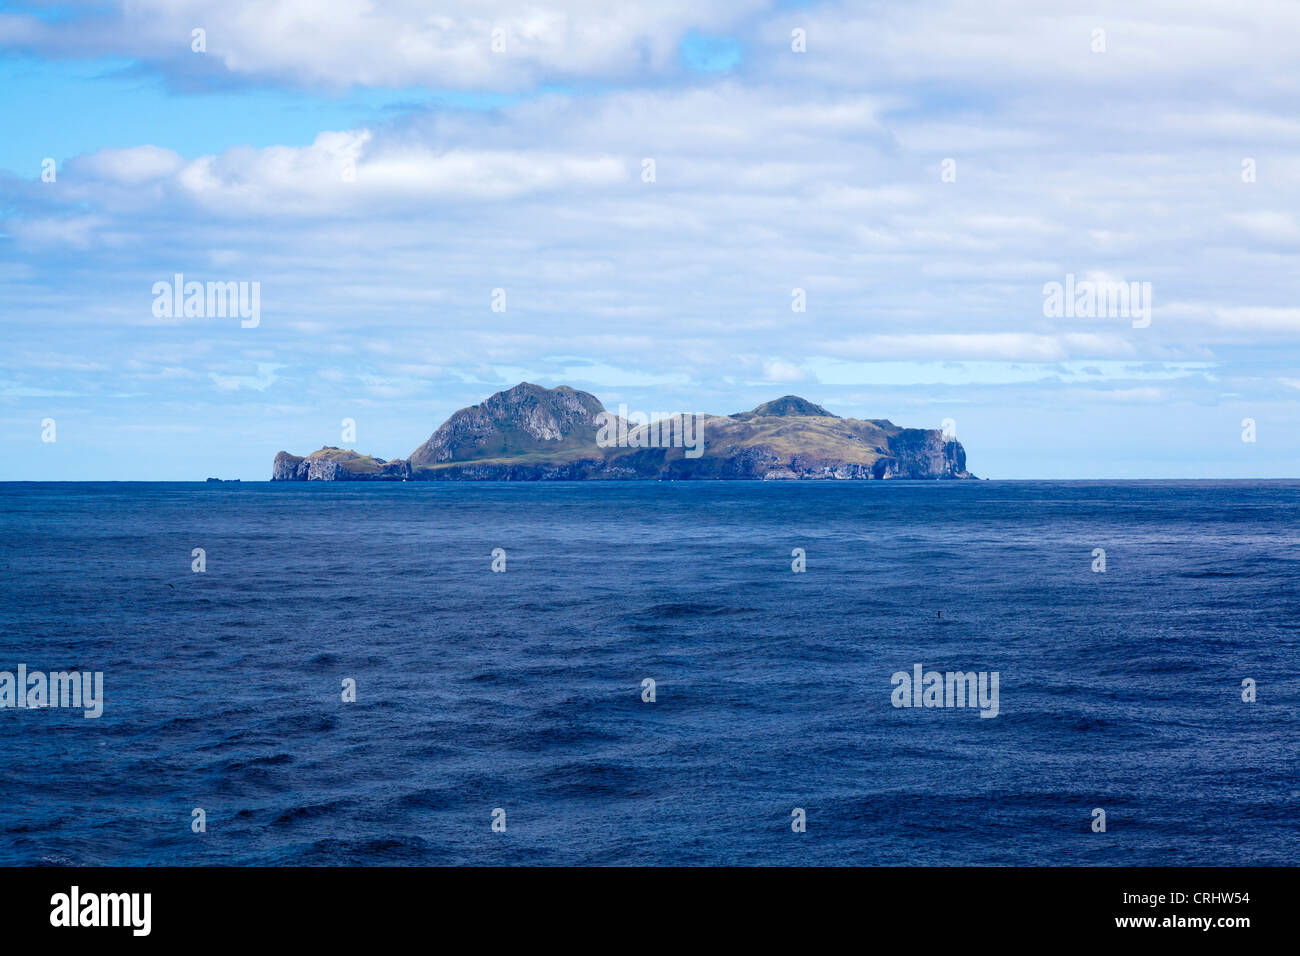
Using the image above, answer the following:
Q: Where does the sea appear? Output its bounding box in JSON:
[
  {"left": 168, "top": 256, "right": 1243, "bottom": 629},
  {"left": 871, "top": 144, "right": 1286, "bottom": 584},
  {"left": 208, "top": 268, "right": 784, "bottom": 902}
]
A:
[{"left": 0, "top": 480, "right": 1296, "bottom": 866}]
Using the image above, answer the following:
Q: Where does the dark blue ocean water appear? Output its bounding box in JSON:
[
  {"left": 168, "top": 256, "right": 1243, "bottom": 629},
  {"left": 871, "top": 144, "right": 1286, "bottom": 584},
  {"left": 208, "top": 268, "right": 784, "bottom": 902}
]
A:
[{"left": 0, "top": 480, "right": 1297, "bottom": 866}]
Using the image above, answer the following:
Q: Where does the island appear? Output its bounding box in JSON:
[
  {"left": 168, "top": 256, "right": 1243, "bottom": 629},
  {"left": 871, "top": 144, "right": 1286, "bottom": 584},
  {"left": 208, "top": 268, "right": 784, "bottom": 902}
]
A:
[{"left": 271, "top": 382, "right": 974, "bottom": 481}]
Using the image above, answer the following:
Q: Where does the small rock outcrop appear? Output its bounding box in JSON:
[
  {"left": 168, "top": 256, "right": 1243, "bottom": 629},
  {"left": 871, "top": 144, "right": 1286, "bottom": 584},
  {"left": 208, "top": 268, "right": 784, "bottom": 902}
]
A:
[{"left": 272, "top": 448, "right": 411, "bottom": 481}]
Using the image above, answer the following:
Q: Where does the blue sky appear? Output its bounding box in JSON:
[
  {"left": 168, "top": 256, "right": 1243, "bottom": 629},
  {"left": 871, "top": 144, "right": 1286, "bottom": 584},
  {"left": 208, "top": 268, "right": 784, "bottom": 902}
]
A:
[
  {"left": 0, "top": 55, "right": 522, "bottom": 175},
  {"left": 2, "top": 0, "right": 1299, "bottom": 479}
]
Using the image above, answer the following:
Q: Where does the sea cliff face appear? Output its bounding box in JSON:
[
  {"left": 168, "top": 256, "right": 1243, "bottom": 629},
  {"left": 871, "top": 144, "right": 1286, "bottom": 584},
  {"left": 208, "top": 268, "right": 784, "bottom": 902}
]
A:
[
  {"left": 271, "top": 383, "right": 974, "bottom": 481},
  {"left": 272, "top": 449, "right": 411, "bottom": 481},
  {"left": 872, "top": 430, "right": 969, "bottom": 479}
]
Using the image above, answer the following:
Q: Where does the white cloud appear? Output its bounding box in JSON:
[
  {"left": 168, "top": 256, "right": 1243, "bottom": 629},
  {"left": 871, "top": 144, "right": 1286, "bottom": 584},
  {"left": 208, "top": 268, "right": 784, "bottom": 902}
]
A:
[
  {"left": 1226, "top": 211, "right": 1300, "bottom": 244},
  {"left": 1215, "top": 307, "right": 1300, "bottom": 331},
  {"left": 0, "top": 0, "right": 766, "bottom": 89},
  {"left": 209, "top": 362, "right": 285, "bottom": 391},
  {"left": 1064, "top": 386, "right": 1167, "bottom": 403},
  {"left": 819, "top": 334, "right": 1136, "bottom": 363},
  {"left": 60, "top": 130, "right": 628, "bottom": 215},
  {"left": 73, "top": 146, "right": 185, "bottom": 184},
  {"left": 761, "top": 358, "right": 812, "bottom": 383},
  {"left": 10, "top": 215, "right": 107, "bottom": 248},
  {"left": 2, "top": 0, "right": 1299, "bottom": 482}
]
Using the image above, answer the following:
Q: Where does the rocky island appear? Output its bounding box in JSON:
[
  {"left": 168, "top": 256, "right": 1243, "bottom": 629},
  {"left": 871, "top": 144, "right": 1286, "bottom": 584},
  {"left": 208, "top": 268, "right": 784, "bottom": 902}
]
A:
[{"left": 272, "top": 382, "right": 974, "bottom": 481}]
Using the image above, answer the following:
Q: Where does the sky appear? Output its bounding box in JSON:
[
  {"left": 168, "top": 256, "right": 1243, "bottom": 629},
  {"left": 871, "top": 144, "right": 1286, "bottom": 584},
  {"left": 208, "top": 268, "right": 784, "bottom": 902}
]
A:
[{"left": 1, "top": 0, "right": 1298, "bottom": 480}]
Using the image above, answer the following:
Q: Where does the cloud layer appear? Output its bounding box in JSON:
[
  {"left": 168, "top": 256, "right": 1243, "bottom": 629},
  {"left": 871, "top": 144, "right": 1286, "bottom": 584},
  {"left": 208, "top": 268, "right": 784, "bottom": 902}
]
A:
[{"left": 1, "top": 0, "right": 1298, "bottom": 478}]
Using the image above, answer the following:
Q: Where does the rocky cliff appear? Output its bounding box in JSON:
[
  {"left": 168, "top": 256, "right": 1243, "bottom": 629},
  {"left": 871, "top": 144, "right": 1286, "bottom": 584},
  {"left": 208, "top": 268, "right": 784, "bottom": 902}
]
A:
[
  {"left": 272, "top": 383, "right": 974, "bottom": 481},
  {"left": 272, "top": 448, "right": 411, "bottom": 481}
]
